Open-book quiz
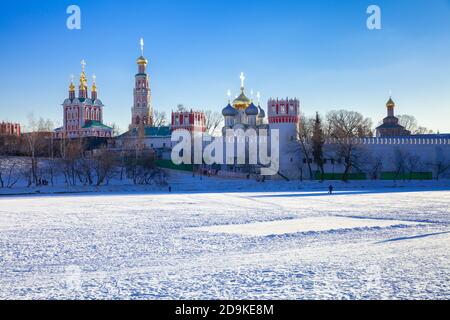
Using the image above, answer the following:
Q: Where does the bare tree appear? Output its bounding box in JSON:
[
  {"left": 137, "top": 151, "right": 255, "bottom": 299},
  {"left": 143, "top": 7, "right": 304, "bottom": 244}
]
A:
[
  {"left": 153, "top": 111, "right": 168, "bottom": 127},
  {"left": 406, "top": 154, "right": 422, "bottom": 180},
  {"left": 326, "top": 110, "right": 373, "bottom": 181},
  {"left": 110, "top": 123, "right": 121, "bottom": 137},
  {"left": 367, "top": 155, "right": 383, "bottom": 180},
  {"left": 92, "top": 147, "right": 117, "bottom": 186},
  {"left": 176, "top": 104, "right": 187, "bottom": 112},
  {"left": 392, "top": 148, "right": 409, "bottom": 181},
  {"left": 61, "top": 139, "right": 84, "bottom": 186},
  {"left": 78, "top": 157, "right": 94, "bottom": 185},
  {"left": 0, "top": 157, "right": 23, "bottom": 189},
  {"left": 124, "top": 151, "right": 159, "bottom": 185},
  {"left": 0, "top": 135, "right": 21, "bottom": 156},
  {"left": 23, "top": 115, "right": 53, "bottom": 187},
  {"left": 429, "top": 147, "right": 450, "bottom": 180},
  {"left": 295, "top": 114, "right": 314, "bottom": 180},
  {"left": 204, "top": 110, "right": 223, "bottom": 136},
  {"left": 397, "top": 115, "right": 433, "bottom": 135},
  {"left": 312, "top": 112, "right": 325, "bottom": 181}
]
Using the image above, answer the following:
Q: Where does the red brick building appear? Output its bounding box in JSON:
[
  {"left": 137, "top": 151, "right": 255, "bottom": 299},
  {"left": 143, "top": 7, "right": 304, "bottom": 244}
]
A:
[
  {"left": 171, "top": 110, "right": 206, "bottom": 133},
  {"left": 0, "top": 122, "right": 21, "bottom": 136}
]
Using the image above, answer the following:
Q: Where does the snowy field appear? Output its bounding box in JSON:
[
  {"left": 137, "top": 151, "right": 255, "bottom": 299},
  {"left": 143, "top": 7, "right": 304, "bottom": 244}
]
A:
[{"left": 0, "top": 184, "right": 449, "bottom": 299}]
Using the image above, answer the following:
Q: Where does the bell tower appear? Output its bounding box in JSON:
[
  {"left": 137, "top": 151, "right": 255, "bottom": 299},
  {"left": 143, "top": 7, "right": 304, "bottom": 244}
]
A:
[{"left": 131, "top": 38, "right": 153, "bottom": 128}]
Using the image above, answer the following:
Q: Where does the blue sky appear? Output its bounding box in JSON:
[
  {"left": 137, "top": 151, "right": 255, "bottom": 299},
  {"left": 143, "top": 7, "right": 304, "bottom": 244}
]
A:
[{"left": 1, "top": 0, "right": 450, "bottom": 132}]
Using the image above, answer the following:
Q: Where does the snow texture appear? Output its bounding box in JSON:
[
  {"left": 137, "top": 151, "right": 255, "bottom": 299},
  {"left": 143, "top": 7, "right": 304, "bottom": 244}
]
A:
[{"left": 0, "top": 172, "right": 449, "bottom": 300}]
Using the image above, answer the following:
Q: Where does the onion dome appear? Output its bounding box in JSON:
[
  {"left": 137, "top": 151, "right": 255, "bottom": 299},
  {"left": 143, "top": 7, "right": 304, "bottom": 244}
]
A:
[
  {"left": 245, "top": 102, "right": 259, "bottom": 116},
  {"left": 222, "top": 103, "right": 238, "bottom": 117},
  {"left": 232, "top": 91, "right": 251, "bottom": 110},
  {"left": 79, "top": 60, "right": 88, "bottom": 90},
  {"left": 386, "top": 97, "right": 395, "bottom": 108},
  {"left": 91, "top": 75, "right": 97, "bottom": 93},
  {"left": 257, "top": 105, "right": 265, "bottom": 118},
  {"left": 137, "top": 56, "right": 148, "bottom": 65}
]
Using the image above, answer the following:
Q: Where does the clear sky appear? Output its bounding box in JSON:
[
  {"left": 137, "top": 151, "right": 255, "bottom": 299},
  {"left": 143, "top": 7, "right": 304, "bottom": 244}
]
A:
[{"left": 1, "top": 0, "right": 450, "bottom": 133}]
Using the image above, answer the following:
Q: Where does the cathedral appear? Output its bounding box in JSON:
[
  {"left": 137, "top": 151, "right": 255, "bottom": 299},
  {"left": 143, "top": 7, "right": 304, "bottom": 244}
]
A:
[
  {"left": 54, "top": 60, "right": 113, "bottom": 139},
  {"left": 221, "top": 73, "right": 267, "bottom": 133}
]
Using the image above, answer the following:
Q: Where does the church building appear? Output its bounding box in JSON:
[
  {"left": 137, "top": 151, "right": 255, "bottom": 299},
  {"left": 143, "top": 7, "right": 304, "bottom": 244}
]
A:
[
  {"left": 54, "top": 60, "right": 112, "bottom": 139},
  {"left": 376, "top": 97, "right": 411, "bottom": 137},
  {"left": 222, "top": 72, "right": 267, "bottom": 134}
]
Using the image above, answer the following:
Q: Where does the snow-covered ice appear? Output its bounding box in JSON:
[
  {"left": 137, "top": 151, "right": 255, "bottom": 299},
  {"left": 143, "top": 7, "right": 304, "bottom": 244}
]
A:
[
  {"left": 194, "top": 216, "right": 423, "bottom": 237},
  {"left": 0, "top": 178, "right": 449, "bottom": 299}
]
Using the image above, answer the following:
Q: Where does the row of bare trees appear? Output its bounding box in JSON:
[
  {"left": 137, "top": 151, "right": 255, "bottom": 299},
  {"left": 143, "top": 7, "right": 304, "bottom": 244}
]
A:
[
  {"left": 0, "top": 114, "right": 167, "bottom": 188},
  {"left": 297, "top": 110, "right": 373, "bottom": 181},
  {"left": 0, "top": 144, "right": 167, "bottom": 189},
  {"left": 296, "top": 110, "right": 448, "bottom": 181}
]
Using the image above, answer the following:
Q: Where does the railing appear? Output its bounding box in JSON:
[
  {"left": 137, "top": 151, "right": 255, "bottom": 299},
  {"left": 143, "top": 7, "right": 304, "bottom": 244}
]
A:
[{"left": 324, "top": 137, "right": 450, "bottom": 145}]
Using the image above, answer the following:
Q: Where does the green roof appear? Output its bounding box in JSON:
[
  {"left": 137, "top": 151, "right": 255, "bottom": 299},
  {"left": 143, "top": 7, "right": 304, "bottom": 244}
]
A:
[
  {"left": 120, "top": 126, "right": 171, "bottom": 138},
  {"left": 144, "top": 126, "right": 171, "bottom": 137},
  {"left": 82, "top": 120, "right": 112, "bottom": 130}
]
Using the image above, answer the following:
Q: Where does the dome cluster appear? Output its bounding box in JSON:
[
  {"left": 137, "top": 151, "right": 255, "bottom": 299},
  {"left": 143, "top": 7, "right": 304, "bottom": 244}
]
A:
[
  {"left": 222, "top": 88, "right": 265, "bottom": 120},
  {"left": 222, "top": 92, "right": 266, "bottom": 118},
  {"left": 222, "top": 93, "right": 266, "bottom": 118}
]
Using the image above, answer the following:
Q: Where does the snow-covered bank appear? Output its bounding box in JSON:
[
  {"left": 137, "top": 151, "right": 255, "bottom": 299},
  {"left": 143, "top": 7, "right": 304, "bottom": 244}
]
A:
[{"left": 1, "top": 169, "right": 450, "bottom": 197}]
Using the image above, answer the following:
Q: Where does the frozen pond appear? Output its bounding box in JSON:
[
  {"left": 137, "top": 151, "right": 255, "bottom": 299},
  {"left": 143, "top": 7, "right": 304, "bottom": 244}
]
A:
[{"left": 0, "top": 189, "right": 449, "bottom": 299}]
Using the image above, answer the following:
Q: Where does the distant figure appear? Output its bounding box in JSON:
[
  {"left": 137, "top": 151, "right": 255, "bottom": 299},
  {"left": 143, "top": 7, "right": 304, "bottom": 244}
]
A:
[
  {"left": 328, "top": 185, "right": 334, "bottom": 195},
  {"left": 168, "top": 186, "right": 172, "bottom": 193}
]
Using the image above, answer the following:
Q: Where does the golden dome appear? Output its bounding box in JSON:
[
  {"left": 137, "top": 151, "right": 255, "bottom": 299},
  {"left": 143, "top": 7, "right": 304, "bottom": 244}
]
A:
[
  {"left": 386, "top": 97, "right": 395, "bottom": 108},
  {"left": 69, "top": 81, "right": 75, "bottom": 92},
  {"left": 79, "top": 59, "right": 88, "bottom": 90},
  {"left": 137, "top": 55, "right": 148, "bottom": 65},
  {"left": 232, "top": 88, "right": 251, "bottom": 110},
  {"left": 79, "top": 70, "right": 88, "bottom": 91}
]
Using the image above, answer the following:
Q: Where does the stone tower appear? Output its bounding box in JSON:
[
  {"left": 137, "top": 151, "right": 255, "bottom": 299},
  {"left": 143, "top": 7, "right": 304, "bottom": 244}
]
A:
[
  {"left": 131, "top": 38, "right": 153, "bottom": 128},
  {"left": 268, "top": 98, "right": 301, "bottom": 178}
]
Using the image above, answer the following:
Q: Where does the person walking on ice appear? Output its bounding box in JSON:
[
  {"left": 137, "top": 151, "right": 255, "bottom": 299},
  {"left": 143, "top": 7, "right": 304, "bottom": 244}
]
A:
[{"left": 328, "top": 185, "right": 334, "bottom": 195}]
